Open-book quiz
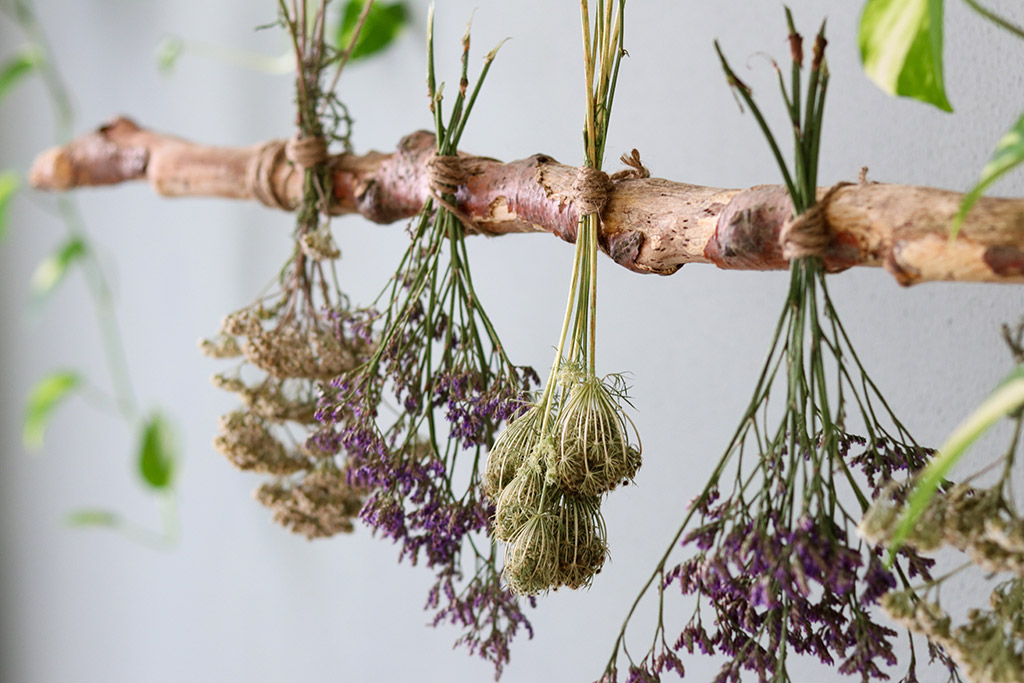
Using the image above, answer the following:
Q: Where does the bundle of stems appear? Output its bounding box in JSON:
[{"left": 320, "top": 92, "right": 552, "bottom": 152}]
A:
[
  {"left": 601, "top": 14, "right": 956, "bottom": 682},
  {"left": 486, "top": 0, "right": 642, "bottom": 596},
  {"left": 314, "top": 9, "right": 538, "bottom": 676}
]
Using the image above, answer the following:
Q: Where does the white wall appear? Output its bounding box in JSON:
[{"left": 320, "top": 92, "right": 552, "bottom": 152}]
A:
[{"left": 1, "top": 1, "right": 1022, "bottom": 681}]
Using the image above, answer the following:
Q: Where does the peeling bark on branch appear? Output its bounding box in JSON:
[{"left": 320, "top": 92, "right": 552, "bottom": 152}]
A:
[{"left": 29, "top": 117, "right": 1024, "bottom": 285}]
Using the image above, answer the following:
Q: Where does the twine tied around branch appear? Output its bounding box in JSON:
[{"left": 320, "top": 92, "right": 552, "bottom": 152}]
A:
[
  {"left": 779, "top": 181, "right": 851, "bottom": 261},
  {"left": 426, "top": 153, "right": 469, "bottom": 197},
  {"left": 247, "top": 140, "right": 290, "bottom": 211},
  {"left": 245, "top": 135, "right": 332, "bottom": 210},
  {"left": 610, "top": 149, "right": 650, "bottom": 182},
  {"left": 572, "top": 149, "right": 648, "bottom": 218},
  {"left": 285, "top": 135, "right": 329, "bottom": 169},
  {"left": 572, "top": 166, "right": 614, "bottom": 216},
  {"left": 424, "top": 153, "right": 480, "bottom": 233}
]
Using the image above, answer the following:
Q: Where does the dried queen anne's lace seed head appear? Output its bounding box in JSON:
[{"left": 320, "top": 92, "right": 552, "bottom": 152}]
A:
[
  {"left": 555, "top": 493, "right": 607, "bottom": 589},
  {"left": 483, "top": 405, "right": 545, "bottom": 500},
  {"left": 493, "top": 453, "right": 546, "bottom": 542},
  {"left": 553, "top": 376, "right": 641, "bottom": 496},
  {"left": 504, "top": 510, "right": 562, "bottom": 595}
]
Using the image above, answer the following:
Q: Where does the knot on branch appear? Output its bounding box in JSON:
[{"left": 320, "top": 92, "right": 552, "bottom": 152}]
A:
[
  {"left": 286, "top": 135, "right": 329, "bottom": 169},
  {"left": 610, "top": 149, "right": 650, "bottom": 182},
  {"left": 572, "top": 165, "right": 613, "bottom": 216},
  {"left": 247, "top": 140, "right": 290, "bottom": 210},
  {"left": 426, "top": 154, "right": 468, "bottom": 197},
  {"left": 779, "top": 181, "right": 851, "bottom": 260},
  {"left": 424, "top": 153, "right": 479, "bottom": 233}
]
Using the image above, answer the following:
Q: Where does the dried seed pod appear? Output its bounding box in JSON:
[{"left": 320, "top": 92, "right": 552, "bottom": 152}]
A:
[
  {"left": 553, "top": 492, "right": 607, "bottom": 589},
  {"left": 483, "top": 405, "right": 544, "bottom": 499},
  {"left": 503, "top": 510, "right": 561, "bottom": 595},
  {"left": 553, "top": 376, "right": 641, "bottom": 496},
  {"left": 493, "top": 452, "right": 546, "bottom": 542}
]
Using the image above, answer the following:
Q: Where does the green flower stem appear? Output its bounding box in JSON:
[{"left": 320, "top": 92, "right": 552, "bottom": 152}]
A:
[
  {"left": 5, "top": 0, "right": 139, "bottom": 423},
  {"left": 962, "top": 0, "right": 1024, "bottom": 41}
]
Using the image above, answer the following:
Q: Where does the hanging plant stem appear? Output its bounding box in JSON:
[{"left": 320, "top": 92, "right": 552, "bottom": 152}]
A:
[
  {"left": 314, "top": 7, "right": 538, "bottom": 676},
  {"left": 487, "top": 0, "right": 642, "bottom": 597},
  {"left": 600, "top": 14, "right": 958, "bottom": 682}
]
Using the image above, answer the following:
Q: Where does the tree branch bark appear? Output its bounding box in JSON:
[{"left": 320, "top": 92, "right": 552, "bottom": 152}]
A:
[{"left": 29, "top": 117, "right": 1024, "bottom": 285}]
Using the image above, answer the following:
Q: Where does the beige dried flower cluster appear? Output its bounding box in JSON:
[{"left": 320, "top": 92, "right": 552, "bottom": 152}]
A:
[
  {"left": 861, "top": 482, "right": 1024, "bottom": 575},
  {"left": 201, "top": 300, "right": 374, "bottom": 539},
  {"left": 883, "top": 579, "right": 1024, "bottom": 683},
  {"left": 221, "top": 305, "right": 366, "bottom": 381},
  {"left": 298, "top": 226, "right": 341, "bottom": 261},
  {"left": 255, "top": 465, "right": 363, "bottom": 539},
  {"left": 486, "top": 374, "right": 640, "bottom": 594}
]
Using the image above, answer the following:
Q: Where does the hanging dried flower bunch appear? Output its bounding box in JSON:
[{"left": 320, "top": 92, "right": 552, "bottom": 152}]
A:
[
  {"left": 862, "top": 322, "right": 1024, "bottom": 683},
  {"left": 486, "top": 0, "right": 642, "bottom": 596},
  {"left": 600, "top": 14, "right": 959, "bottom": 682},
  {"left": 310, "top": 9, "right": 538, "bottom": 677},
  {"left": 202, "top": 0, "right": 374, "bottom": 540}
]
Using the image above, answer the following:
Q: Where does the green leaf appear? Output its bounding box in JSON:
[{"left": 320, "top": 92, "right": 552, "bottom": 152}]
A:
[
  {"left": 953, "top": 111, "right": 1024, "bottom": 235},
  {"left": 336, "top": 1, "right": 408, "bottom": 62},
  {"left": 155, "top": 36, "right": 184, "bottom": 74},
  {"left": 30, "top": 236, "right": 86, "bottom": 298},
  {"left": 138, "top": 414, "right": 176, "bottom": 490},
  {"left": 23, "top": 370, "right": 80, "bottom": 450},
  {"left": 859, "top": 0, "right": 952, "bottom": 112},
  {"left": 0, "top": 170, "right": 19, "bottom": 243},
  {"left": 0, "top": 45, "right": 41, "bottom": 105},
  {"left": 66, "top": 509, "right": 121, "bottom": 528},
  {"left": 889, "top": 365, "right": 1024, "bottom": 556}
]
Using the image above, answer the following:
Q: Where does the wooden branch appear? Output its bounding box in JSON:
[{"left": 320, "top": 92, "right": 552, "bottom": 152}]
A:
[{"left": 29, "top": 117, "right": 1024, "bottom": 285}]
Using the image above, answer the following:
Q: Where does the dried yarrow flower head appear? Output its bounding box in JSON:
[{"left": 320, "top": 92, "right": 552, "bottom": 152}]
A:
[
  {"left": 883, "top": 580, "right": 1023, "bottom": 683},
  {"left": 213, "top": 409, "right": 305, "bottom": 474},
  {"left": 254, "top": 463, "right": 363, "bottom": 539},
  {"left": 203, "top": 297, "right": 375, "bottom": 535},
  {"left": 861, "top": 335, "right": 1024, "bottom": 682},
  {"left": 600, "top": 16, "right": 954, "bottom": 682},
  {"left": 861, "top": 426, "right": 1024, "bottom": 576}
]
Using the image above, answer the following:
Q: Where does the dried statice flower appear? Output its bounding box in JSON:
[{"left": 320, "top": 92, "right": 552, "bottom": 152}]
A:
[
  {"left": 600, "top": 17, "right": 953, "bottom": 682},
  {"left": 312, "top": 24, "right": 538, "bottom": 677}
]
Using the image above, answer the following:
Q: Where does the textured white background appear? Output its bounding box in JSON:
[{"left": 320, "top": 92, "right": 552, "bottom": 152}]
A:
[{"left": 2, "top": 1, "right": 1023, "bottom": 681}]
